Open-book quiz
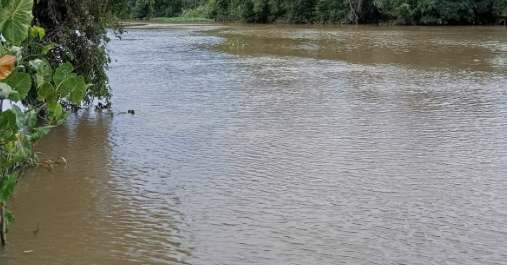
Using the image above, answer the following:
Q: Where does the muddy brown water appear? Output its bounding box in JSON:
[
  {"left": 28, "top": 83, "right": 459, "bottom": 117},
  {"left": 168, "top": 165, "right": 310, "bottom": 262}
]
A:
[{"left": 1, "top": 25, "right": 507, "bottom": 265}]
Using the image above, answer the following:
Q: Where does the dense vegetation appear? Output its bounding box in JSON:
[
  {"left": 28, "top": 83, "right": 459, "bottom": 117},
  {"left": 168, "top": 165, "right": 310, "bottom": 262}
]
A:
[
  {"left": 207, "top": 0, "right": 507, "bottom": 24},
  {"left": 0, "top": 0, "right": 114, "bottom": 244},
  {"left": 114, "top": 0, "right": 208, "bottom": 19},
  {"left": 119, "top": 0, "right": 507, "bottom": 24},
  {"left": 33, "top": 0, "right": 117, "bottom": 102}
]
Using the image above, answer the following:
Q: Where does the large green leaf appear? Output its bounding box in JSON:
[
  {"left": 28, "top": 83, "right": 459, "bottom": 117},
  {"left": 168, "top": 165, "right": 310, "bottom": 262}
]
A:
[
  {"left": 47, "top": 101, "right": 66, "bottom": 124},
  {"left": 37, "top": 82, "right": 56, "bottom": 103},
  {"left": 4, "top": 71, "right": 31, "bottom": 101},
  {"left": 53, "top": 63, "right": 76, "bottom": 95},
  {"left": 10, "top": 105, "right": 30, "bottom": 139},
  {"left": 65, "top": 76, "right": 88, "bottom": 105},
  {"left": 0, "top": 0, "right": 34, "bottom": 45}
]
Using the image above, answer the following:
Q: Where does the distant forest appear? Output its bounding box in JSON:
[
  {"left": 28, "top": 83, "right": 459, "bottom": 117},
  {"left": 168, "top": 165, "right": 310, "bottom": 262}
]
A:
[{"left": 114, "top": 0, "right": 507, "bottom": 25}]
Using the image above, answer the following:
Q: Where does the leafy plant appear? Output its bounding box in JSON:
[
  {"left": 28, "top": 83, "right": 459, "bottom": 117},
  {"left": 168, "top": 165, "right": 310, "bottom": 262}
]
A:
[
  {"left": 33, "top": 0, "right": 116, "bottom": 102},
  {"left": 0, "top": 0, "right": 89, "bottom": 245},
  {"left": 0, "top": 0, "right": 33, "bottom": 45}
]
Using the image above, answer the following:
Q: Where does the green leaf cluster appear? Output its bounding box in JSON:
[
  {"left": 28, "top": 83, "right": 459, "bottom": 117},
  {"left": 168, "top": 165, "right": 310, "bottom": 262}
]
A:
[
  {"left": 0, "top": 0, "right": 90, "bottom": 240},
  {"left": 0, "top": 0, "right": 33, "bottom": 44},
  {"left": 34, "top": 0, "right": 115, "bottom": 102},
  {"left": 30, "top": 61, "right": 88, "bottom": 121}
]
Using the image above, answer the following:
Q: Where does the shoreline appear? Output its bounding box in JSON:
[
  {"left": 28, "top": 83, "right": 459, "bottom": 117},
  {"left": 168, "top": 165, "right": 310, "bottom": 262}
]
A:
[
  {"left": 120, "top": 21, "right": 507, "bottom": 30},
  {"left": 120, "top": 21, "right": 222, "bottom": 29}
]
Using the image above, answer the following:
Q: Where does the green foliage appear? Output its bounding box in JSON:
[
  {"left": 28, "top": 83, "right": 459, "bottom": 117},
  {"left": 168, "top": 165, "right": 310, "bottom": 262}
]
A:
[
  {"left": 0, "top": 83, "right": 16, "bottom": 100},
  {"left": 115, "top": 0, "right": 209, "bottom": 19},
  {"left": 0, "top": 175, "right": 16, "bottom": 202},
  {"left": 33, "top": 0, "right": 115, "bottom": 102},
  {"left": 199, "top": 0, "right": 507, "bottom": 24},
  {"left": 0, "top": 0, "right": 33, "bottom": 44},
  {"left": 133, "top": 0, "right": 157, "bottom": 18},
  {"left": 494, "top": 0, "right": 507, "bottom": 16},
  {"left": 181, "top": 4, "right": 212, "bottom": 18},
  {"left": 316, "top": 0, "right": 348, "bottom": 23},
  {"left": 287, "top": 0, "right": 317, "bottom": 23},
  {"left": 0, "top": 0, "right": 92, "bottom": 243},
  {"left": 150, "top": 16, "right": 214, "bottom": 23},
  {"left": 4, "top": 71, "right": 31, "bottom": 101},
  {"left": 29, "top": 60, "right": 88, "bottom": 119},
  {"left": 0, "top": 111, "right": 17, "bottom": 143}
]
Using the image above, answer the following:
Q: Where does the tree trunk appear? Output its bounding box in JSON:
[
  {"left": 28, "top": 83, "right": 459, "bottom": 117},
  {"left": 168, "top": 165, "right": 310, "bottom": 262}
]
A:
[
  {"left": 347, "top": 0, "right": 358, "bottom": 24},
  {"left": 347, "top": 0, "right": 365, "bottom": 24},
  {"left": 357, "top": 0, "right": 363, "bottom": 15}
]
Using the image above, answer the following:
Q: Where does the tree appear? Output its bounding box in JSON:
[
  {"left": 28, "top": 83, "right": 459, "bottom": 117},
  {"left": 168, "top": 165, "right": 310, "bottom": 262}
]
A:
[
  {"left": 253, "top": 0, "right": 270, "bottom": 22},
  {"left": 33, "top": 0, "right": 115, "bottom": 102},
  {"left": 203, "top": 0, "right": 507, "bottom": 24},
  {"left": 132, "top": 0, "right": 156, "bottom": 18},
  {"left": 286, "top": 0, "right": 317, "bottom": 23}
]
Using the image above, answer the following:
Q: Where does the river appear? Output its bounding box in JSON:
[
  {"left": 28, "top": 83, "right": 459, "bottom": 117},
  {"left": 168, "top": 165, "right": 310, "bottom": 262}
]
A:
[{"left": 1, "top": 25, "right": 507, "bottom": 265}]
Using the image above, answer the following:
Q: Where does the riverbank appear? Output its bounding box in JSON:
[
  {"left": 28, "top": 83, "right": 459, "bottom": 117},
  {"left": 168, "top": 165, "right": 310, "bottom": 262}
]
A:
[
  {"left": 120, "top": 16, "right": 215, "bottom": 29},
  {"left": 120, "top": 20, "right": 221, "bottom": 29},
  {"left": 122, "top": 20, "right": 507, "bottom": 28},
  {"left": 150, "top": 16, "right": 214, "bottom": 24}
]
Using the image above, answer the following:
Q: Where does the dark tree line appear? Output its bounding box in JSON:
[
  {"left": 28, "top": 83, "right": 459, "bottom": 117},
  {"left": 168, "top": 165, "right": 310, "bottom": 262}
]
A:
[
  {"left": 110, "top": 0, "right": 507, "bottom": 24},
  {"left": 207, "top": 0, "right": 507, "bottom": 24},
  {"left": 113, "top": 0, "right": 207, "bottom": 19}
]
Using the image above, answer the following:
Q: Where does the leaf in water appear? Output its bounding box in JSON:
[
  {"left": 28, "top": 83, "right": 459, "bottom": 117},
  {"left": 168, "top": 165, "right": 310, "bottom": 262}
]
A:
[
  {"left": 4, "top": 71, "right": 31, "bottom": 101},
  {"left": 0, "top": 0, "right": 34, "bottom": 45}
]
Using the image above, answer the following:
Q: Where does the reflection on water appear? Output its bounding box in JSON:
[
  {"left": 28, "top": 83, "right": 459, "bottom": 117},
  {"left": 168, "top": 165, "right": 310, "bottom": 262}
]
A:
[
  {"left": 1, "top": 112, "right": 190, "bottom": 265},
  {"left": 213, "top": 25, "right": 507, "bottom": 72},
  {"left": 1, "top": 25, "right": 507, "bottom": 265}
]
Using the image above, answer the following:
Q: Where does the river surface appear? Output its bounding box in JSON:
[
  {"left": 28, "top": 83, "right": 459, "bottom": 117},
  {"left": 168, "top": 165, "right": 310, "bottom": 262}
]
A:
[{"left": 1, "top": 25, "right": 507, "bottom": 265}]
